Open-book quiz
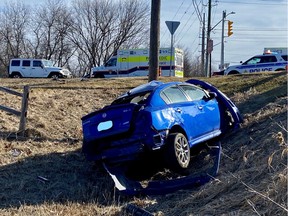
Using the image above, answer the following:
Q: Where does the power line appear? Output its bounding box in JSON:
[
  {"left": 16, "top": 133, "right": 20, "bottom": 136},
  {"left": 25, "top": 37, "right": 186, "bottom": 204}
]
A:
[
  {"left": 162, "top": 0, "right": 195, "bottom": 45},
  {"left": 160, "top": 0, "right": 185, "bottom": 43},
  {"left": 175, "top": 2, "right": 200, "bottom": 44},
  {"left": 213, "top": 28, "right": 288, "bottom": 31},
  {"left": 218, "top": 0, "right": 287, "bottom": 5},
  {"left": 172, "top": 0, "right": 186, "bottom": 20}
]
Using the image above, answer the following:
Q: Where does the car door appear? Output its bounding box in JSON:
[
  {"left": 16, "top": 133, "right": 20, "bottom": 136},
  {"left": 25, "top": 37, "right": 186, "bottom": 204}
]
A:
[
  {"left": 160, "top": 85, "right": 206, "bottom": 140},
  {"left": 31, "top": 60, "right": 46, "bottom": 77},
  {"left": 179, "top": 84, "right": 220, "bottom": 134},
  {"left": 21, "top": 60, "right": 32, "bottom": 77}
]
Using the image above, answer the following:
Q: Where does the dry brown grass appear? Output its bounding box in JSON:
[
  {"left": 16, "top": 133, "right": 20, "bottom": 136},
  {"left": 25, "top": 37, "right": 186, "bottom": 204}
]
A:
[{"left": 0, "top": 72, "right": 287, "bottom": 215}]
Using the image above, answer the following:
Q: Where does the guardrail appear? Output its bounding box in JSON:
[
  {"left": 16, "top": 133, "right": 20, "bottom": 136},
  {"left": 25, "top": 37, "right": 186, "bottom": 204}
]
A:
[{"left": 0, "top": 86, "right": 30, "bottom": 136}]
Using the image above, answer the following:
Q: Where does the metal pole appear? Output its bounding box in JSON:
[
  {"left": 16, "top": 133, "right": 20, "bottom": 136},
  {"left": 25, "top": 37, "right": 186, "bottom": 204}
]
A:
[
  {"left": 169, "top": 32, "right": 173, "bottom": 76},
  {"left": 220, "top": 11, "right": 226, "bottom": 71},
  {"left": 201, "top": 13, "right": 205, "bottom": 76},
  {"left": 205, "top": 0, "right": 212, "bottom": 77}
]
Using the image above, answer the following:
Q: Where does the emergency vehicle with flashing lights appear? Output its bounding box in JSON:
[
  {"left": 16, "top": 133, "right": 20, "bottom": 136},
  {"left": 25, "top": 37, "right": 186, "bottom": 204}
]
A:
[
  {"left": 224, "top": 50, "right": 288, "bottom": 75},
  {"left": 263, "top": 47, "right": 287, "bottom": 55},
  {"left": 91, "top": 48, "right": 184, "bottom": 78}
]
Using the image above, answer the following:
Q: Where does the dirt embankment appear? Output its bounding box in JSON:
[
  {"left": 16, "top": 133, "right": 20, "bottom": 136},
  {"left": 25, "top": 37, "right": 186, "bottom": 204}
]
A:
[{"left": 0, "top": 73, "right": 287, "bottom": 215}]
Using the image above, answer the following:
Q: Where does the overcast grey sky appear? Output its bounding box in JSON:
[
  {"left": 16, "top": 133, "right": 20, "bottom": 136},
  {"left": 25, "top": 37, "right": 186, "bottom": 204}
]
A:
[{"left": 161, "top": 0, "right": 288, "bottom": 69}]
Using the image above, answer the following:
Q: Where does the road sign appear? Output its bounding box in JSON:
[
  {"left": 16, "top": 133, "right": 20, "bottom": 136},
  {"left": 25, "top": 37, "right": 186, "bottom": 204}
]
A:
[
  {"left": 207, "top": 39, "right": 213, "bottom": 54},
  {"left": 165, "top": 21, "right": 180, "bottom": 35}
]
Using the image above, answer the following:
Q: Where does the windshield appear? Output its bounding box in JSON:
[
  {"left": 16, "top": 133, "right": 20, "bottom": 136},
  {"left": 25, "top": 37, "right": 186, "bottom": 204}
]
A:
[{"left": 42, "top": 60, "right": 55, "bottom": 67}]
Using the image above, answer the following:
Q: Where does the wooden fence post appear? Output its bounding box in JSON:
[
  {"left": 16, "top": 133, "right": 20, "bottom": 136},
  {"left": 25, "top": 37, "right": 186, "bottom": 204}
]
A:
[{"left": 19, "top": 85, "right": 30, "bottom": 136}]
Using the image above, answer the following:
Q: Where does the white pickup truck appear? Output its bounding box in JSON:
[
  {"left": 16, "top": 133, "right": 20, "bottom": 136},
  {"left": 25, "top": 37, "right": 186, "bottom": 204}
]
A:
[
  {"left": 224, "top": 52, "right": 287, "bottom": 75},
  {"left": 8, "top": 58, "right": 72, "bottom": 78}
]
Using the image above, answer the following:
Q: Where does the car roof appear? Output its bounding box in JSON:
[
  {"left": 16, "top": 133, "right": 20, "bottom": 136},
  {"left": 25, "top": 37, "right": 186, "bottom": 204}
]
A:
[
  {"left": 116, "top": 81, "right": 163, "bottom": 99},
  {"left": 118, "top": 80, "right": 187, "bottom": 98}
]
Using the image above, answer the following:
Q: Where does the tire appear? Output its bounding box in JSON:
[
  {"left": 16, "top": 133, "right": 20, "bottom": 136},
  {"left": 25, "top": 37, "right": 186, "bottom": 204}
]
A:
[
  {"left": 49, "top": 73, "right": 59, "bottom": 79},
  {"left": 12, "top": 73, "right": 22, "bottom": 78},
  {"left": 165, "top": 133, "right": 190, "bottom": 170},
  {"left": 275, "top": 68, "right": 285, "bottom": 72},
  {"left": 94, "top": 74, "right": 105, "bottom": 78}
]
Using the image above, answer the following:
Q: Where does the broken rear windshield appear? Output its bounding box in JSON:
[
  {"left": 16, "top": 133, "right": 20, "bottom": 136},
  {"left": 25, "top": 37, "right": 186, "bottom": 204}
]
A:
[{"left": 112, "top": 91, "right": 151, "bottom": 105}]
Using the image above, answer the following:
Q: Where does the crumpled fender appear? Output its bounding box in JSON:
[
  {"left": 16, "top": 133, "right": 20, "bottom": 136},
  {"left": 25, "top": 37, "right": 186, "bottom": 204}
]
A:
[{"left": 186, "top": 79, "right": 243, "bottom": 129}]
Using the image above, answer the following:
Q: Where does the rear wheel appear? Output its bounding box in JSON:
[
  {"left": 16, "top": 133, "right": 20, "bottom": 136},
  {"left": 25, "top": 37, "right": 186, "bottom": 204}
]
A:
[
  {"left": 228, "top": 70, "right": 239, "bottom": 75},
  {"left": 165, "top": 133, "right": 190, "bottom": 170},
  {"left": 12, "top": 73, "right": 22, "bottom": 78}
]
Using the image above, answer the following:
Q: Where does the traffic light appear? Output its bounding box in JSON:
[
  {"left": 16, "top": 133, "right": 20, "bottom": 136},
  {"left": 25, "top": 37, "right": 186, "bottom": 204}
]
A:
[{"left": 228, "top": 20, "right": 233, "bottom": 37}]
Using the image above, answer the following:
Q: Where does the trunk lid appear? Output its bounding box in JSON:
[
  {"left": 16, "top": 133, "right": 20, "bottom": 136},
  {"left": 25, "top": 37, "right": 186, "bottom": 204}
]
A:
[{"left": 82, "top": 103, "right": 138, "bottom": 142}]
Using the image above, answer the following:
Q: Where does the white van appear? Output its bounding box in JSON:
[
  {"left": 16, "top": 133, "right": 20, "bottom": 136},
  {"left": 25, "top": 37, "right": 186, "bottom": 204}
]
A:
[{"left": 8, "top": 58, "right": 72, "bottom": 78}]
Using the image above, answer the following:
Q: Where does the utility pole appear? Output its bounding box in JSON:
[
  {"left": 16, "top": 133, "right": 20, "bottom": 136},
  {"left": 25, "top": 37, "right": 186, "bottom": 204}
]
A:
[
  {"left": 220, "top": 11, "right": 235, "bottom": 70},
  {"left": 205, "top": 0, "right": 212, "bottom": 77},
  {"left": 220, "top": 11, "right": 226, "bottom": 71},
  {"left": 201, "top": 13, "right": 205, "bottom": 76},
  {"left": 149, "top": 0, "right": 161, "bottom": 82}
]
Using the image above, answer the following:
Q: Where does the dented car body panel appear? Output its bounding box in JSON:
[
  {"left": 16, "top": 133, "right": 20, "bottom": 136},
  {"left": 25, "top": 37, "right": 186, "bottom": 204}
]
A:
[
  {"left": 81, "top": 79, "right": 242, "bottom": 164},
  {"left": 81, "top": 79, "right": 242, "bottom": 194}
]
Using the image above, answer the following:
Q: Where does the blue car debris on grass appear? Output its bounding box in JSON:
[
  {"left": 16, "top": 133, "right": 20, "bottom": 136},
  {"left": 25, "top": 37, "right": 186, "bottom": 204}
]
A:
[{"left": 81, "top": 79, "right": 243, "bottom": 195}]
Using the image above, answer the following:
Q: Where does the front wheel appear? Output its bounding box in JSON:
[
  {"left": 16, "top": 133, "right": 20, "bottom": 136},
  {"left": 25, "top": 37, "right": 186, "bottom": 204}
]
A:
[
  {"left": 275, "top": 68, "right": 285, "bottom": 72},
  {"left": 49, "top": 73, "right": 60, "bottom": 79},
  {"left": 165, "top": 133, "right": 190, "bottom": 170}
]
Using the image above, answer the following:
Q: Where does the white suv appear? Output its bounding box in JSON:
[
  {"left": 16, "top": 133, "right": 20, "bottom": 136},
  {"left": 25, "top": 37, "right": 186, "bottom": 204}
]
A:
[
  {"left": 8, "top": 58, "right": 72, "bottom": 78},
  {"left": 224, "top": 53, "right": 288, "bottom": 75}
]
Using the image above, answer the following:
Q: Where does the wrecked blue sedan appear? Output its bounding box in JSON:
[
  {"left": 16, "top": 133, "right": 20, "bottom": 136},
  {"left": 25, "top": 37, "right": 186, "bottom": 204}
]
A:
[{"left": 82, "top": 79, "right": 242, "bottom": 172}]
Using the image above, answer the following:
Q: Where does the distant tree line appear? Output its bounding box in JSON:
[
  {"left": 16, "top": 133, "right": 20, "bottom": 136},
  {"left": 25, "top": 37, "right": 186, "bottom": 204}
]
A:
[{"left": 0, "top": 0, "right": 150, "bottom": 77}]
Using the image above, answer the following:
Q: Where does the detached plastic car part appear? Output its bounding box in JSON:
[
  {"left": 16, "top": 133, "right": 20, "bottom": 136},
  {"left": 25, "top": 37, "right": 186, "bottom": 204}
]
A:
[{"left": 81, "top": 79, "right": 242, "bottom": 195}]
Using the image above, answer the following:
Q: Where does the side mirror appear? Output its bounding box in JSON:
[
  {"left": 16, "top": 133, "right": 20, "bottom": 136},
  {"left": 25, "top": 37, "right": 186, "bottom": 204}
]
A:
[{"left": 203, "top": 92, "right": 217, "bottom": 101}]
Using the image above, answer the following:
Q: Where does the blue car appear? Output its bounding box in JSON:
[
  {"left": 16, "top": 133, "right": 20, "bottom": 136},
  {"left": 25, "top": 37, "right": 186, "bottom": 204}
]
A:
[{"left": 82, "top": 79, "right": 242, "bottom": 171}]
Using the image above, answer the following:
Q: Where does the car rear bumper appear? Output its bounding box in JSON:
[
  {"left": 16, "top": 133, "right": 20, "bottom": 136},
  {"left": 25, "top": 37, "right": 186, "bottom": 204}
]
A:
[{"left": 82, "top": 136, "right": 145, "bottom": 164}]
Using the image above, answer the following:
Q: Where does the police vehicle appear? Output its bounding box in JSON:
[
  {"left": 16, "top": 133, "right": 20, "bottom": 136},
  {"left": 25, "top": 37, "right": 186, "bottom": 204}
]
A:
[{"left": 224, "top": 51, "right": 288, "bottom": 75}]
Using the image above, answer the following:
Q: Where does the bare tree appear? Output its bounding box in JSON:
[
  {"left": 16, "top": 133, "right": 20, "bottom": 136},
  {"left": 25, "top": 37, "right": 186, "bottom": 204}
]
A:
[
  {"left": 183, "top": 48, "right": 194, "bottom": 77},
  {"left": 69, "top": 0, "right": 150, "bottom": 75},
  {"left": 28, "top": 0, "right": 75, "bottom": 67},
  {"left": 183, "top": 47, "right": 204, "bottom": 77},
  {"left": 0, "top": 1, "right": 30, "bottom": 72},
  {"left": 0, "top": 0, "right": 150, "bottom": 77}
]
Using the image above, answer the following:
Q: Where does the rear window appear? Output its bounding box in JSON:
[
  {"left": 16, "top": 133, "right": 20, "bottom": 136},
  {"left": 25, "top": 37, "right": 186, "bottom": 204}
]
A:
[
  {"left": 281, "top": 55, "right": 287, "bottom": 61},
  {"left": 112, "top": 92, "right": 151, "bottom": 105},
  {"left": 11, "top": 60, "right": 20, "bottom": 66}
]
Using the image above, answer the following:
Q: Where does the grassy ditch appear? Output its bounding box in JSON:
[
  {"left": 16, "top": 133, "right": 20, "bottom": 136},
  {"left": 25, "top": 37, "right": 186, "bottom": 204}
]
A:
[{"left": 0, "top": 72, "right": 287, "bottom": 215}]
